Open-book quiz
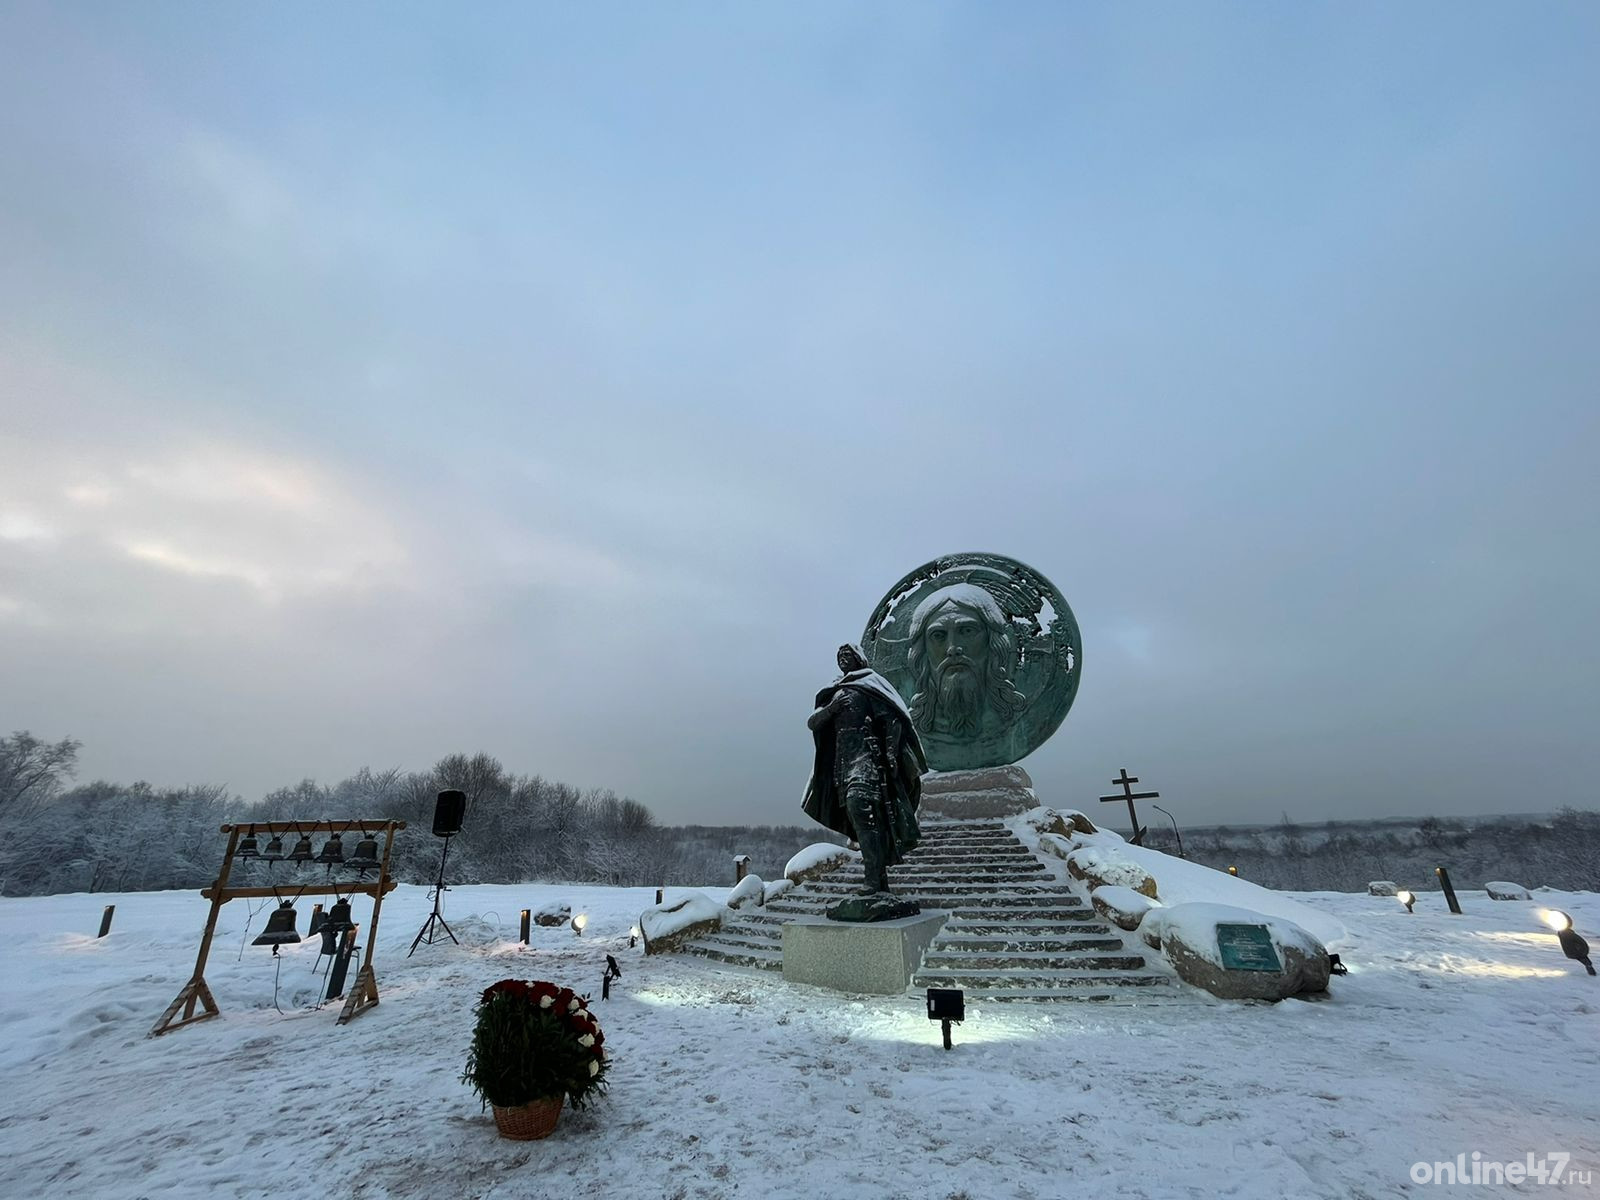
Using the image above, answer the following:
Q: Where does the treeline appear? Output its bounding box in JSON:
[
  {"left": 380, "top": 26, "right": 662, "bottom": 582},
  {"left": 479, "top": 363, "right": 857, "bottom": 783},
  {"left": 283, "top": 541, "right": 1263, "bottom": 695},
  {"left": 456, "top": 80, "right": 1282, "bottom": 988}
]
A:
[
  {"left": 0, "top": 732, "right": 832, "bottom": 897},
  {"left": 1138, "top": 811, "right": 1600, "bottom": 894},
  {"left": 5, "top": 731, "right": 1595, "bottom": 898}
]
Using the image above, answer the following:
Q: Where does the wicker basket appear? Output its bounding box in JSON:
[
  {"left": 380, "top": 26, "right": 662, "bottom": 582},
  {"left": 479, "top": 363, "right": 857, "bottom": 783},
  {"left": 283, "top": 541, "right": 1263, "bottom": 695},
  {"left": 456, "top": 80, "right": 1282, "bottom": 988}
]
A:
[{"left": 492, "top": 1095, "right": 564, "bottom": 1140}]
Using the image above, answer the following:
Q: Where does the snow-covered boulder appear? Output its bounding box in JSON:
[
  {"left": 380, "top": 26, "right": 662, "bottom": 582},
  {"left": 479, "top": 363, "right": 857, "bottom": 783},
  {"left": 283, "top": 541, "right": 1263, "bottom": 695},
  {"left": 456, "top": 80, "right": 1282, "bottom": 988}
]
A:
[
  {"left": 1091, "top": 884, "right": 1159, "bottom": 931},
  {"left": 762, "top": 878, "right": 794, "bottom": 905},
  {"left": 1066, "top": 845, "right": 1158, "bottom": 898},
  {"left": 1021, "top": 805, "right": 1098, "bottom": 838},
  {"left": 784, "top": 842, "right": 858, "bottom": 885},
  {"left": 640, "top": 892, "right": 724, "bottom": 954},
  {"left": 1367, "top": 880, "right": 1399, "bottom": 897},
  {"left": 1485, "top": 881, "right": 1531, "bottom": 901},
  {"left": 1027, "top": 823, "right": 1346, "bottom": 947},
  {"left": 1039, "top": 832, "right": 1077, "bottom": 861},
  {"left": 726, "top": 874, "right": 765, "bottom": 910},
  {"left": 532, "top": 901, "right": 571, "bottom": 927},
  {"left": 1143, "top": 902, "right": 1331, "bottom": 1001}
]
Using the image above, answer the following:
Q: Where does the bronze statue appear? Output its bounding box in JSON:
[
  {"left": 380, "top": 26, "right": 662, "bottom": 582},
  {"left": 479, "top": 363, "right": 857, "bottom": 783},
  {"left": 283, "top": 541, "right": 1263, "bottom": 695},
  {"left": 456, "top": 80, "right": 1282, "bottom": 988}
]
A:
[{"left": 803, "top": 643, "right": 927, "bottom": 921}]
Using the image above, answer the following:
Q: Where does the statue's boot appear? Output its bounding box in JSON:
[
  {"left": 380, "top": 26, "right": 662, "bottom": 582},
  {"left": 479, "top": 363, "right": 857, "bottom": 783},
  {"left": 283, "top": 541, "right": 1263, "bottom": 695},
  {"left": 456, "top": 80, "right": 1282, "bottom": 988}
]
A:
[{"left": 857, "top": 828, "right": 891, "bottom": 894}]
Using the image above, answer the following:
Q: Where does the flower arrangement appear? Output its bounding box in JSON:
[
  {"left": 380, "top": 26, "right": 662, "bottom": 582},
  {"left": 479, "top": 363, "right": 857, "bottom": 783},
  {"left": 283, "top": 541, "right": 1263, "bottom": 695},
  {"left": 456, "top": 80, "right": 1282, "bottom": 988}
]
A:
[{"left": 462, "top": 979, "right": 609, "bottom": 1113}]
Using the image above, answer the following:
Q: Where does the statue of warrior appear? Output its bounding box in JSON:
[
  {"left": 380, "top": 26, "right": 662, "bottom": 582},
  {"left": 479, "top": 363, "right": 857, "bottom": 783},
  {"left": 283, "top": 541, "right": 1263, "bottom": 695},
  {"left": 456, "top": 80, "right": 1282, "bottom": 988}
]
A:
[{"left": 803, "top": 643, "right": 927, "bottom": 900}]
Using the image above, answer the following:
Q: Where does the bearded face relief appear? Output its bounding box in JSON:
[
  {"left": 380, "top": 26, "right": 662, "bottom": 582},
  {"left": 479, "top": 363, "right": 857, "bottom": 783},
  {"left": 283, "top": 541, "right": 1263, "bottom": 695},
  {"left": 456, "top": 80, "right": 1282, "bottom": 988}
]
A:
[
  {"left": 923, "top": 605, "right": 988, "bottom": 736},
  {"left": 907, "top": 586, "right": 1028, "bottom": 740},
  {"left": 862, "top": 554, "right": 1082, "bottom": 772}
]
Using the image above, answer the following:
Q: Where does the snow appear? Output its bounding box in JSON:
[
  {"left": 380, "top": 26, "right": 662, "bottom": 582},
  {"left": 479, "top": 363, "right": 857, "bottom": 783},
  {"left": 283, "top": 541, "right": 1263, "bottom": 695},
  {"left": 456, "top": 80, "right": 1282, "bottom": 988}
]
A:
[
  {"left": 725, "top": 874, "right": 764, "bottom": 909},
  {"left": 639, "top": 890, "right": 723, "bottom": 942},
  {"left": 1012, "top": 811, "right": 1347, "bottom": 947},
  {"left": 784, "top": 842, "right": 857, "bottom": 879},
  {"left": 1143, "top": 901, "right": 1326, "bottom": 968},
  {"left": 1065, "top": 844, "right": 1153, "bottom": 892},
  {"left": 1090, "top": 883, "right": 1159, "bottom": 922},
  {"left": 2, "top": 882, "right": 1598, "bottom": 1198},
  {"left": 1487, "top": 881, "right": 1533, "bottom": 901}
]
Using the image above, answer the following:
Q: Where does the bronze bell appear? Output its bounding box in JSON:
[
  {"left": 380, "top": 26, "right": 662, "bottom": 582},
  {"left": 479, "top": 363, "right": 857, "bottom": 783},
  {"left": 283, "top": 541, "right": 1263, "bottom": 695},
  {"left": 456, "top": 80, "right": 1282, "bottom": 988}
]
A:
[
  {"left": 261, "top": 835, "right": 286, "bottom": 862},
  {"left": 323, "top": 897, "right": 355, "bottom": 933},
  {"left": 348, "top": 834, "right": 380, "bottom": 872},
  {"left": 252, "top": 902, "right": 301, "bottom": 946},
  {"left": 236, "top": 829, "right": 260, "bottom": 859},
  {"left": 316, "top": 833, "right": 345, "bottom": 865},
  {"left": 287, "top": 835, "right": 314, "bottom": 863}
]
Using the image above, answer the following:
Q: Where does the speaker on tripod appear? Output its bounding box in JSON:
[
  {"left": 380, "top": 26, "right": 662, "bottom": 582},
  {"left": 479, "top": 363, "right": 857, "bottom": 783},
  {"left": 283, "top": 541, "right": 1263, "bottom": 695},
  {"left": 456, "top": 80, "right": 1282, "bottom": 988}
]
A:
[{"left": 410, "top": 789, "right": 465, "bottom": 956}]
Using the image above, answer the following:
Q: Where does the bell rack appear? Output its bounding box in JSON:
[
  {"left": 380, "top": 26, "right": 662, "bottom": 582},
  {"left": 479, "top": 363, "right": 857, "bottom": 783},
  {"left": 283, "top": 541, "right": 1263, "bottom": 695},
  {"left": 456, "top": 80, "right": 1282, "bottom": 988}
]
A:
[{"left": 149, "top": 819, "right": 407, "bottom": 1038}]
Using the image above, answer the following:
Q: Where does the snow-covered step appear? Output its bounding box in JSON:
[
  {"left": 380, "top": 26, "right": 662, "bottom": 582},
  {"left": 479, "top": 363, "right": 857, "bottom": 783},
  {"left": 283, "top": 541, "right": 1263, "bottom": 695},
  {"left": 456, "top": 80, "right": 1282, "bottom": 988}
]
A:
[
  {"left": 913, "top": 970, "right": 1173, "bottom": 991},
  {"left": 942, "top": 913, "right": 1099, "bottom": 926},
  {"left": 928, "top": 935, "right": 1124, "bottom": 953},
  {"left": 681, "top": 940, "right": 784, "bottom": 971},
  {"left": 920, "top": 952, "right": 1149, "bottom": 972},
  {"left": 834, "top": 866, "right": 1050, "bottom": 881}
]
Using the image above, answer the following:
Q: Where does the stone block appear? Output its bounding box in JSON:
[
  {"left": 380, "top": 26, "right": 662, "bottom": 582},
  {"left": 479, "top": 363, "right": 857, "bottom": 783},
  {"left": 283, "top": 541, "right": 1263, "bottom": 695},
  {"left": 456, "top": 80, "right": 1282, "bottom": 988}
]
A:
[
  {"left": 919, "top": 765, "right": 1036, "bottom": 818},
  {"left": 782, "top": 911, "right": 948, "bottom": 995}
]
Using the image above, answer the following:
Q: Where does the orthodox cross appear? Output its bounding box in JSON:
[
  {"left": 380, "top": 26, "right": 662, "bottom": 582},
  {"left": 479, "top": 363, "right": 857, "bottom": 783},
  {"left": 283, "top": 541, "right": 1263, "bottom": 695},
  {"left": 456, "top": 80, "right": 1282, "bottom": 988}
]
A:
[{"left": 1099, "top": 768, "right": 1160, "bottom": 846}]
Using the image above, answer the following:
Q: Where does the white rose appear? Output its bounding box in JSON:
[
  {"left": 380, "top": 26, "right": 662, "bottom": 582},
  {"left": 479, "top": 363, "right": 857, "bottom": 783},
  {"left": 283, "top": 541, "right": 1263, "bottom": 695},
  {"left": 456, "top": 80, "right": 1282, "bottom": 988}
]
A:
[
  {"left": 578, "top": 1034, "right": 594, "bottom": 1047},
  {"left": 568, "top": 998, "right": 581, "bottom": 1011},
  {"left": 588, "top": 1059, "right": 600, "bottom": 1076},
  {"left": 539, "top": 996, "right": 554, "bottom": 1008}
]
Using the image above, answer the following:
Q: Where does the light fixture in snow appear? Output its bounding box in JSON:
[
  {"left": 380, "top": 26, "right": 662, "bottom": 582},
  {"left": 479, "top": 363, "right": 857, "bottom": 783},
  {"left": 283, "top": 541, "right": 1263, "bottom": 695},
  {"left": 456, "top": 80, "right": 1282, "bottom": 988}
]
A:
[
  {"left": 927, "top": 987, "right": 964, "bottom": 1049},
  {"left": 1397, "top": 890, "right": 1416, "bottom": 914},
  {"left": 572, "top": 913, "right": 588, "bottom": 937},
  {"left": 1541, "top": 910, "right": 1596, "bottom": 976},
  {"left": 629, "top": 925, "right": 640, "bottom": 948}
]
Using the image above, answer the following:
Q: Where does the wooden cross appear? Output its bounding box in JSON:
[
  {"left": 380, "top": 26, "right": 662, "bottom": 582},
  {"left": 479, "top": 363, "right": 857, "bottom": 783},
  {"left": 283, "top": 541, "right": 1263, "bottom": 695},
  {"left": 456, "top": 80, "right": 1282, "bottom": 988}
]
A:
[{"left": 1099, "top": 768, "right": 1160, "bottom": 846}]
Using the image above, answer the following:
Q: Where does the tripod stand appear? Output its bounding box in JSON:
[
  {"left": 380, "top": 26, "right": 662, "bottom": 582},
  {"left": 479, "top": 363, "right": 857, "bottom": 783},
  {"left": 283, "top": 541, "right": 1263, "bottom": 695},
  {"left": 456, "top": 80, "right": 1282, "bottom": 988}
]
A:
[{"left": 408, "top": 834, "right": 459, "bottom": 956}]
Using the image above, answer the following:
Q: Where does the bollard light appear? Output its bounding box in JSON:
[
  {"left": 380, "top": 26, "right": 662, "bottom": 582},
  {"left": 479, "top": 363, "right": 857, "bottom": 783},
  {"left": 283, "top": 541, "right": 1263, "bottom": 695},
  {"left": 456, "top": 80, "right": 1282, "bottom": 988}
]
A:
[
  {"left": 519, "top": 909, "right": 531, "bottom": 945},
  {"left": 1543, "top": 910, "right": 1595, "bottom": 975},
  {"left": 926, "top": 987, "right": 964, "bottom": 1050},
  {"left": 571, "top": 913, "right": 588, "bottom": 937},
  {"left": 1397, "top": 890, "right": 1416, "bottom": 914}
]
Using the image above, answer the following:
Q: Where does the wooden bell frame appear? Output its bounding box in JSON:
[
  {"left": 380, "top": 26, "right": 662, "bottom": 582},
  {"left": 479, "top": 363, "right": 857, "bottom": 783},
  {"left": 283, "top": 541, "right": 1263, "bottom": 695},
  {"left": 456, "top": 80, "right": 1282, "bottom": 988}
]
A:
[{"left": 150, "top": 819, "right": 407, "bottom": 1037}]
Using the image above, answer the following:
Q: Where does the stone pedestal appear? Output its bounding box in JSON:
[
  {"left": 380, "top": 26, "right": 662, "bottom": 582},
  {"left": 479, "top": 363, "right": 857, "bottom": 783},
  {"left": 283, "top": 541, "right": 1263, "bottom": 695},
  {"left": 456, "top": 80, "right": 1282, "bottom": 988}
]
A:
[
  {"left": 918, "top": 764, "right": 1036, "bottom": 818},
  {"left": 782, "top": 912, "right": 947, "bottom": 995}
]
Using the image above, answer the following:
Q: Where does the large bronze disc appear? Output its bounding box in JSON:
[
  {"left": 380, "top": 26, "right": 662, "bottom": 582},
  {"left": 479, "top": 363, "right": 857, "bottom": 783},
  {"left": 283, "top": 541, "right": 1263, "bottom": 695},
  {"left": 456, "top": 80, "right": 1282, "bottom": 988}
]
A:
[{"left": 861, "top": 552, "right": 1081, "bottom": 772}]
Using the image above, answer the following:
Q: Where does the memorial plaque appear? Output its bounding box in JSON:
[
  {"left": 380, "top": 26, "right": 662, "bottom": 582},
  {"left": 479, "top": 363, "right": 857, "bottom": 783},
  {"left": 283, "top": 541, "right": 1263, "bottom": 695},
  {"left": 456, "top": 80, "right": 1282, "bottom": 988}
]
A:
[{"left": 1215, "top": 923, "right": 1283, "bottom": 973}]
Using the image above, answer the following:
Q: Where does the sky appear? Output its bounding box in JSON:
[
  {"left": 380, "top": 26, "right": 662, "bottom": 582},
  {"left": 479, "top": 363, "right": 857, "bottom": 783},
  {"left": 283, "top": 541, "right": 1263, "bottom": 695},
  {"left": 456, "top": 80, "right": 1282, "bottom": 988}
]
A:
[{"left": 1, "top": 3, "right": 1597, "bottom": 828}]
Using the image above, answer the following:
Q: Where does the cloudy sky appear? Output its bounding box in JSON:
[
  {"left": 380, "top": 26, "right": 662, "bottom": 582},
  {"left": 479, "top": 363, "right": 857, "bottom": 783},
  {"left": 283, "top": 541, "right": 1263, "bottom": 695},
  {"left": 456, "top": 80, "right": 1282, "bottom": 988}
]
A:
[{"left": 2, "top": 4, "right": 1596, "bottom": 828}]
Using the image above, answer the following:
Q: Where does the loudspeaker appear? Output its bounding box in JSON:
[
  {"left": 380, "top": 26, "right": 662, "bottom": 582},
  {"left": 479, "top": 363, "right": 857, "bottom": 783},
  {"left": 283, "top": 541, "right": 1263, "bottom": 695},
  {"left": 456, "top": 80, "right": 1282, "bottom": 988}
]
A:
[{"left": 432, "top": 789, "right": 466, "bottom": 837}]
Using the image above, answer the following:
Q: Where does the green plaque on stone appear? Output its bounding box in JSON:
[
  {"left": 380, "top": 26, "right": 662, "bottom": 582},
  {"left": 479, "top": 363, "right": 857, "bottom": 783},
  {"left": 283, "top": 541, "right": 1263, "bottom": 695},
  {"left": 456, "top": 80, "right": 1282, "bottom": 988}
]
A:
[{"left": 1215, "top": 924, "right": 1282, "bottom": 973}]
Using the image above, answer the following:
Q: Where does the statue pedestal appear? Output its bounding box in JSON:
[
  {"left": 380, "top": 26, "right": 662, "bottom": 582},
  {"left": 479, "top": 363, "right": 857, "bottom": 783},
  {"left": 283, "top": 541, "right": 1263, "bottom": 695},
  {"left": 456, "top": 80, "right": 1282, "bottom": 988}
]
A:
[
  {"left": 919, "top": 765, "right": 1036, "bottom": 818},
  {"left": 782, "top": 912, "right": 947, "bottom": 995}
]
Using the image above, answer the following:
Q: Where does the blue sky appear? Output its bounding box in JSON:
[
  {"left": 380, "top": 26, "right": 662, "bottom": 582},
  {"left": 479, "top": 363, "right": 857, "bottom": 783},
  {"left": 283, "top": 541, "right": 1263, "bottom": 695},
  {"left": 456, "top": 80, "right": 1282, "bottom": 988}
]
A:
[{"left": 1, "top": 3, "right": 1596, "bottom": 824}]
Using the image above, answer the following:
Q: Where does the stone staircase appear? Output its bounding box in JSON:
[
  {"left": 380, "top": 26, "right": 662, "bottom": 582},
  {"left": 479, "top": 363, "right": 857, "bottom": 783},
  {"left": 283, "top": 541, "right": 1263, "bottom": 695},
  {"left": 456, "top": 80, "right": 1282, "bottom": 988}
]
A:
[{"left": 681, "top": 817, "right": 1175, "bottom": 1001}]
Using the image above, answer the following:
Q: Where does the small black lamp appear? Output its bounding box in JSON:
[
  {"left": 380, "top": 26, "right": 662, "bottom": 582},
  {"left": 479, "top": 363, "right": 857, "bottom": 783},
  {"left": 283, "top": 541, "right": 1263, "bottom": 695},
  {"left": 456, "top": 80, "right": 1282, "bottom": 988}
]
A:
[{"left": 927, "top": 987, "right": 964, "bottom": 1050}]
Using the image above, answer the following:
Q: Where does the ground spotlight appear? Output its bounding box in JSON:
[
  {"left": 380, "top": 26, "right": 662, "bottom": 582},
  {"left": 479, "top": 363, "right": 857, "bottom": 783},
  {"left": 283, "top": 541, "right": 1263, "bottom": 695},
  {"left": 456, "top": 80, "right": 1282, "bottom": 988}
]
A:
[
  {"left": 602, "top": 954, "right": 622, "bottom": 1000},
  {"left": 1543, "top": 910, "right": 1594, "bottom": 975},
  {"left": 572, "top": 913, "right": 588, "bottom": 937},
  {"left": 926, "top": 987, "right": 964, "bottom": 1050},
  {"left": 1397, "top": 890, "right": 1416, "bottom": 914},
  {"left": 629, "top": 925, "right": 640, "bottom": 948}
]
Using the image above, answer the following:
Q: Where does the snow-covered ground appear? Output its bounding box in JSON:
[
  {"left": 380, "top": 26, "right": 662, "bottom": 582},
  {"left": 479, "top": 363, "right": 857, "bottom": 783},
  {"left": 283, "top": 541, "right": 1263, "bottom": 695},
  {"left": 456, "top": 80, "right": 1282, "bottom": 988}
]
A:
[{"left": 1, "top": 880, "right": 1597, "bottom": 1199}]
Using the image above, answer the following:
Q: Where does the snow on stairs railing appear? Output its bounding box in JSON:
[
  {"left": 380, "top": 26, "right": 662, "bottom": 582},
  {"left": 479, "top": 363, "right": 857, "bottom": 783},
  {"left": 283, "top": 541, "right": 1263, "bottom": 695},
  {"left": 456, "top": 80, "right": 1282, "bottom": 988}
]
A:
[{"left": 681, "top": 817, "right": 1177, "bottom": 999}]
